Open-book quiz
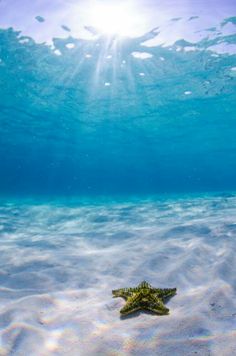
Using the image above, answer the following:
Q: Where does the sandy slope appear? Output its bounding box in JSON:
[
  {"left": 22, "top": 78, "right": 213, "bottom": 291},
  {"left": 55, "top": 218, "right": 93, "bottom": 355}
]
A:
[{"left": 0, "top": 195, "right": 236, "bottom": 355}]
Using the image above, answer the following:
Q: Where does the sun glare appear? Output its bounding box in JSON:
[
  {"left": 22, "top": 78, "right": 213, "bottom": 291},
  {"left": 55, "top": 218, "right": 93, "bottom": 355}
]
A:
[{"left": 88, "top": 2, "right": 139, "bottom": 36}]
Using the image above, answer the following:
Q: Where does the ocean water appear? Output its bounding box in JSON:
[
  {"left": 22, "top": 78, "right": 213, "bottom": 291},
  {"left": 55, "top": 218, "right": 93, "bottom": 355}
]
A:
[
  {"left": 0, "top": 0, "right": 236, "bottom": 355},
  {"left": 0, "top": 7, "right": 236, "bottom": 196}
]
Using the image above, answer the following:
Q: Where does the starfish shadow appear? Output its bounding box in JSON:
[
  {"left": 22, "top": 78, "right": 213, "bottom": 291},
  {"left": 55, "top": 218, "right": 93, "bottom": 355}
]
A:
[{"left": 120, "top": 309, "right": 168, "bottom": 320}]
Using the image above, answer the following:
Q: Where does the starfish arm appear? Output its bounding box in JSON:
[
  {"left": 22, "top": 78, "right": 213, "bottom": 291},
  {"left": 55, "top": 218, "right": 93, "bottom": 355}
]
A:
[
  {"left": 155, "top": 288, "right": 177, "bottom": 300},
  {"left": 137, "top": 281, "right": 152, "bottom": 290},
  {"left": 120, "top": 303, "right": 141, "bottom": 315},
  {"left": 112, "top": 288, "right": 133, "bottom": 300},
  {"left": 147, "top": 295, "right": 170, "bottom": 315},
  {"left": 120, "top": 294, "right": 142, "bottom": 315}
]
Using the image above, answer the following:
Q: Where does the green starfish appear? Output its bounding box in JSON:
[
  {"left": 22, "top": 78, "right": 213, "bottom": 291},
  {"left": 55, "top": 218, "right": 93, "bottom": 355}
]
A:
[{"left": 112, "top": 281, "right": 177, "bottom": 316}]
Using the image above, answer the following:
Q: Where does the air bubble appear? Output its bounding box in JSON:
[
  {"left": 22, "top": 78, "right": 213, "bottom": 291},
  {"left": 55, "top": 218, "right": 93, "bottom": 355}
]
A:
[
  {"left": 54, "top": 49, "right": 62, "bottom": 56},
  {"left": 66, "top": 43, "right": 75, "bottom": 49},
  {"left": 132, "top": 52, "right": 153, "bottom": 59}
]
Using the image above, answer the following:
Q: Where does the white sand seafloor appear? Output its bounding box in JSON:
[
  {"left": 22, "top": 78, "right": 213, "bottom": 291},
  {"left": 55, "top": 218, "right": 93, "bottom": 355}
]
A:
[{"left": 0, "top": 195, "right": 236, "bottom": 356}]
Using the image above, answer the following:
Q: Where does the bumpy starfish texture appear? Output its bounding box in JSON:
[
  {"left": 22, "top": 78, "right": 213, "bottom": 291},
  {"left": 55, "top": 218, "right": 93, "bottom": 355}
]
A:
[{"left": 112, "top": 281, "right": 177, "bottom": 316}]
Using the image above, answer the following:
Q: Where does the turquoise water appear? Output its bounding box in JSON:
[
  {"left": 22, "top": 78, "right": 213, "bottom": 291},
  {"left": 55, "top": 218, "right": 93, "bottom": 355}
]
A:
[{"left": 0, "top": 14, "right": 236, "bottom": 197}]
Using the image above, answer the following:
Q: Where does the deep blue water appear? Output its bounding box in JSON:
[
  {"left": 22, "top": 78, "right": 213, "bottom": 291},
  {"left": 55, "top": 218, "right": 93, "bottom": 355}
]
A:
[{"left": 0, "top": 15, "right": 236, "bottom": 197}]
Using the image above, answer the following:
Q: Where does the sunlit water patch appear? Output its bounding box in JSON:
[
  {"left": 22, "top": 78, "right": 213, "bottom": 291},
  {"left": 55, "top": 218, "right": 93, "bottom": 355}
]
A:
[{"left": 0, "top": 195, "right": 236, "bottom": 354}]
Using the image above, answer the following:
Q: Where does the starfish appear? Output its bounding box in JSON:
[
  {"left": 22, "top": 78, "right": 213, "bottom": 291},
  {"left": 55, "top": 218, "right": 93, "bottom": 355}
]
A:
[{"left": 112, "top": 281, "right": 177, "bottom": 316}]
